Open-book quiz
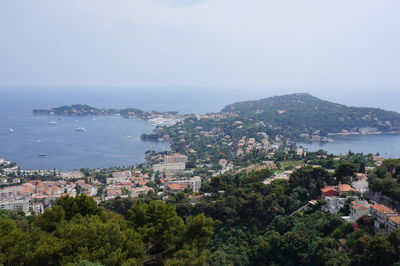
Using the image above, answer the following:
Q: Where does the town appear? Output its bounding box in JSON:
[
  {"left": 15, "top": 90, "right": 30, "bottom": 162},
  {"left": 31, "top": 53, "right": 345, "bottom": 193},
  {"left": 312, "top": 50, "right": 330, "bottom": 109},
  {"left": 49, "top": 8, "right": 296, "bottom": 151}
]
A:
[{"left": 2, "top": 139, "right": 400, "bottom": 235}]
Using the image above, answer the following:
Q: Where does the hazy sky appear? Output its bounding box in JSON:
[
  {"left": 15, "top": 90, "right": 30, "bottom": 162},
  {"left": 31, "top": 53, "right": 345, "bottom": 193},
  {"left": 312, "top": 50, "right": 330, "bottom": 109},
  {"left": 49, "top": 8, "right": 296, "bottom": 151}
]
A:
[{"left": 0, "top": 0, "right": 399, "bottom": 106}]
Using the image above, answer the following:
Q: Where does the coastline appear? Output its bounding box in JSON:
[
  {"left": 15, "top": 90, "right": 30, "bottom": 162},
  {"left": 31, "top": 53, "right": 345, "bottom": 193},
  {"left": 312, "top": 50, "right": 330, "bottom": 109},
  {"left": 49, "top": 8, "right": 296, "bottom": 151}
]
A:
[{"left": 328, "top": 131, "right": 400, "bottom": 136}]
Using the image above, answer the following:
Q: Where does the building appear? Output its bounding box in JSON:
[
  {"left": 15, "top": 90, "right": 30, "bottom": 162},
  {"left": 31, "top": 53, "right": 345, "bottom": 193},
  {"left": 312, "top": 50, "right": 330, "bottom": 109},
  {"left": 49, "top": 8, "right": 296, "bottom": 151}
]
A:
[
  {"left": 322, "top": 197, "right": 348, "bottom": 214},
  {"left": 165, "top": 176, "right": 201, "bottom": 194},
  {"left": 166, "top": 183, "right": 189, "bottom": 194},
  {"left": 338, "top": 184, "right": 355, "bottom": 193},
  {"left": 31, "top": 202, "right": 44, "bottom": 215},
  {"left": 60, "top": 171, "right": 85, "bottom": 180},
  {"left": 164, "top": 154, "right": 188, "bottom": 164},
  {"left": 130, "top": 186, "right": 153, "bottom": 197},
  {"left": 112, "top": 171, "right": 132, "bottom": 179},
  {"left": 106, "top": 187, "right": 123, "bottom": 200},
  {"left": 0, "top": 200, "right": 30, "bottom": 215},
  {"left": 349, "top": 201, "right": 370, "bottom": 222},
  {"left": 388, "top": 216, "right": 400, "bottom": 232},
  {"left": 152, "top": 162, "right": 186, "bottom": 173},
  {"left": 321, "top": 186, "right": 340, "bottom": 198},
  {"left": 370, "top": 204, "right": 397, "bottom": 230},
  {"left": 320, "top": 184, "right": 355, "bottom": 198}
]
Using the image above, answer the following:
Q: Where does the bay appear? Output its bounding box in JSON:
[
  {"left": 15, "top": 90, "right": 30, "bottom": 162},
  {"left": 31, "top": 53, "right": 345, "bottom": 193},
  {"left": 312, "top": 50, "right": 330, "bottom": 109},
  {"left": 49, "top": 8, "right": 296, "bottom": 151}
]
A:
[
  {"left": 297, "top": 134, "right": 400, "bottom": 158},
  {"left": 0, "top": 88, "right": 236, "bottom": 170}
]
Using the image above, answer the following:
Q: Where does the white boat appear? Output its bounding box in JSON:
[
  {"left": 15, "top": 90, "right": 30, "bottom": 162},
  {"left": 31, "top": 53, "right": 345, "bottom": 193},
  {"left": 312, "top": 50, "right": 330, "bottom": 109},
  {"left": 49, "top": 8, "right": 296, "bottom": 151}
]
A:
[
  {"left": 73, "top": 127, "right": 86, "bottom": 132},
  {"left": 9, "top": 128, "right": 14, "bottom": 133},
  {"left": 48, "top": 121, "right": 58, "bottom": 125}
]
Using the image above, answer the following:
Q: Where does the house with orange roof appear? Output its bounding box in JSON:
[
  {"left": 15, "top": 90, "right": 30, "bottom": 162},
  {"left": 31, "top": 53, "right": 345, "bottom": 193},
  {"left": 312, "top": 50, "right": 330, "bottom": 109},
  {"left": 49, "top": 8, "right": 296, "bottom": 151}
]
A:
[
  {"left": 106, "top": 187, "right": 122, "bottom": 199},
  {"left": 349, "top": 200, "right": 370, "bottom": 222},
  {"left": 388, "top": 216, "right": 400, "bottom": 232},
  {"left": 130, "top": 186, "right": 153, "bottom": 197},
  {"left": 81, "top": 184, "right": 97, "bottom": 196},
  {"left": 165, "top": 183, "right": 188, "bottom": 194},
  {"left": 370, "top": 204, "right": 397, "bottom": 230},
  {"left": 321, "top": 184, "right": 358, "bottom": 214},
  {"left": 136, "top": 180, "right": 148, "bottom": 187},
  {"left": 338, "top": 184, "right": 355, "bottom": 193},
  {"left": 22, "top": 183, "right": 35, "bottom": 194},
  {"left": 117, "top": 180, "right": 133, "bottom": 187},
  {"left": 321, "top": 184, "right": 355, "bottom": 199},
  {"left": 321, "top": 186, "right": 339, "bottom": 198}
]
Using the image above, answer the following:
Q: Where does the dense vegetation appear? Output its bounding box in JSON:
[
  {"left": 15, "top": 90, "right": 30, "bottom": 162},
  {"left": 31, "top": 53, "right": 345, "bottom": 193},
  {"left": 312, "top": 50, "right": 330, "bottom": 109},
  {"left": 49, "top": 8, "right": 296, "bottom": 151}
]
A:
[
  {"left": 33, "top": 105, "right": 158, "bottom": 118},
  {"left": 369, "top": 159, "right": 400, "bottom": 201},
  {"left": 0, "top": 195, "right": 214, "bottom": 265},
  {"left": 3, "top": 164, "right": 400, "bottom": 265},
  {"left": 33, "top": 104, "right": 105, "bottom": 115},
  {"left": 221, "top": 93, "right": 400, "bottom": 137}
]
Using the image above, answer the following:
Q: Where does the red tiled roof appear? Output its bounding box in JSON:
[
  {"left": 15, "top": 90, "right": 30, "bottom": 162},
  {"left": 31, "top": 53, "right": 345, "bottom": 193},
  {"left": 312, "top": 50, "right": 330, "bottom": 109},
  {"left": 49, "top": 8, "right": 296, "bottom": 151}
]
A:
[
  {"left": 167, "top": 184, "right": 188, "bottom": 190},
  {"left": 389, "top": 216, "right": 400, "bottom": 225},
  {"left": 370, "top": 204, "right": 396, "bottom": 214},
  {"left": 338, "top": 184, "right": 355, "bottom": 192},
  {"left": 352, "top": 205, "right": 369, "bottom": 210},
  {"left": 321, "top": 186, "right": 337, "bottom": 193}
]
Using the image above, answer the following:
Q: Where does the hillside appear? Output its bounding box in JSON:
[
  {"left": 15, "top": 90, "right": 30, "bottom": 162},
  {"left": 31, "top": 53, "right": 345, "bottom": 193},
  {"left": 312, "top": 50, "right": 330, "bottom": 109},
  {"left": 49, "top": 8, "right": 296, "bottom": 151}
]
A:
[
  {"left": 221, "top": 93, "right": 400, "bottom": 137},
  {"left": 33, "top": 104, "right": 105, "bottom": 115},
  {"left": 33, "top": 104, "right": 146, "bottom": 117}
]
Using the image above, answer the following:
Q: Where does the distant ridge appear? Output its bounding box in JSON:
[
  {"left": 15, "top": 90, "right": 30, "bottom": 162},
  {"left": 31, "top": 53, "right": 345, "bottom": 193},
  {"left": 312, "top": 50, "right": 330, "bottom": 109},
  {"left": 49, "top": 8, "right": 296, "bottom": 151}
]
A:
[{"left": 221, "top": 93, "right": 400, "bottom": 137}]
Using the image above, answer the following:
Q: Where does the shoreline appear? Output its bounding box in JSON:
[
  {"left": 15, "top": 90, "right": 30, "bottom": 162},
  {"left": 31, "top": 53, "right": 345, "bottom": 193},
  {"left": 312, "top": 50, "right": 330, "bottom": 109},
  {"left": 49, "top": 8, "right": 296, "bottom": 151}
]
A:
[{"left": 328, "top": 131, "right": 400, "bottom": 136}]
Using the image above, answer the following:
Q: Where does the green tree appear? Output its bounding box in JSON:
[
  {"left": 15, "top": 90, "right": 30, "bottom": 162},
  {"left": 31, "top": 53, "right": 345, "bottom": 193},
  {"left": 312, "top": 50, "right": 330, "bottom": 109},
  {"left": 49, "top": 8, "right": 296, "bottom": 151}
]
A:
[
  {"left": 55, "top": 195, "right": 99, "bottom": 221},
  {"left": 336, "top": 162, "right": 358, "bottom": 183},
  {"left": 33, "top": 205, "right": 65, "bottom": 232}
]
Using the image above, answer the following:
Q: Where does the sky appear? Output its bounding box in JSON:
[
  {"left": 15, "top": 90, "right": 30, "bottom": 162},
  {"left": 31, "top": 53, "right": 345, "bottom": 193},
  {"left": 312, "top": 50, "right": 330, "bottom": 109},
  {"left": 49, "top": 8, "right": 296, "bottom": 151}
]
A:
[{"left": 0, "top": 0, "right": 400, "bottom": 109}]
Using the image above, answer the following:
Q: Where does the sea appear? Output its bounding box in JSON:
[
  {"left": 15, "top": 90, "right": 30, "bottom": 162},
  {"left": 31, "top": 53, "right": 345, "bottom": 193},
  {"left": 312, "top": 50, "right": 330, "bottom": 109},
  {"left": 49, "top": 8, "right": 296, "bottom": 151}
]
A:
[
  {"left": 1, "top": 88, "right": 400, "bottom": 170},
  {"left": 0, "top": 88, "right": 234, "bottom": 171},
  {"left": 297, "top": 134, "right": 400, "bottom": 158}
]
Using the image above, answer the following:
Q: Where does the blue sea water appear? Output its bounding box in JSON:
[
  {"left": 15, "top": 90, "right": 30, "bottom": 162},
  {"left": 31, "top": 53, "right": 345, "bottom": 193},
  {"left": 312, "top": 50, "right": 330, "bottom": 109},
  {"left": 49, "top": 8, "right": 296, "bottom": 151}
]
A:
[
  {"left": 297, "top": 134, "right": 400, "bottom": 158},
  {"left": 0, "top": 88, "right": 228, "bottom": 171}
]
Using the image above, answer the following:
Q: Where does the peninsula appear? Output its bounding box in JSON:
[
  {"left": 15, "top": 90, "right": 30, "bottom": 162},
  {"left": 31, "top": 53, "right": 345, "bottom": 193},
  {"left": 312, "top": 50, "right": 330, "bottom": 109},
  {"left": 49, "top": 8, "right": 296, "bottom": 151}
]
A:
[{"left": 33, "top": 104, "right": 184, "bottom": 126}]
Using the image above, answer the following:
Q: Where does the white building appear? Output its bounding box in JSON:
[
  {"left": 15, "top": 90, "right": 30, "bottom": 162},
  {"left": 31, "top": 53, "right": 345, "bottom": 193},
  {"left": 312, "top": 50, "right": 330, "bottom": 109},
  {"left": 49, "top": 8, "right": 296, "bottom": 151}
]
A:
[
  {"left": 0, "top": 200, "right": 30, "bottom": 215},
  {"left": 349, "top": 201, "right": 370, "bottom": 222},
  {"left": 370, "top": 204, "right": 397, "bottom": 230},
  {"left": 152, "top": 162, "right": 186, "bottom": 173},
  {"left": 322, "top": 197, "right": 348, "bottom": 214},
  {"left": 164, "top": 154, "right": 188, "bottom": 164},
  {"left": 165, "top": 176, "right": 202, "bottom": 194}
]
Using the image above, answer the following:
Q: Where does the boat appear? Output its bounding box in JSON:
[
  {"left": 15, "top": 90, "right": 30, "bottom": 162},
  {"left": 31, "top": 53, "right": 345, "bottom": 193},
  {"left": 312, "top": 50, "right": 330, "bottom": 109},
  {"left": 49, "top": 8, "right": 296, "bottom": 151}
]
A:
[
  {"left": 9, "top": 128, "right": 14, "bottom": 133},
  {"left": 73, "top": 127, "right": 86, "bottom": 132},
  {"left": 48, "top": 121, "right": 58, "bottom": 125},
  {"left": 38, "top": 154, "right": 48, "bottom": 157}
]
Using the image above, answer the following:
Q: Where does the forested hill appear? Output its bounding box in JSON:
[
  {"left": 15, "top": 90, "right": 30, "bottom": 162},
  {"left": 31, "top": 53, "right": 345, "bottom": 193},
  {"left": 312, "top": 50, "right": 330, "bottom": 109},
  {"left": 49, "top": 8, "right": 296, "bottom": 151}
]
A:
[{"left": 221, "top": 93, "right": 400, "bottom": 136}]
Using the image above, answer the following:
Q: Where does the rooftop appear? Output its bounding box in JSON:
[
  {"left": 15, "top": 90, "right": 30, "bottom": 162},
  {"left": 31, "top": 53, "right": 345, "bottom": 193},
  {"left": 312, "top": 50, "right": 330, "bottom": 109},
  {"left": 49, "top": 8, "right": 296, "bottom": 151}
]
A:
[
  {"left": 338, "top": 184, "right": 355, "bottom": 192},
  {"left": 167, "top": 183, "right": 188, "bottom": 190},
  {"left": 370, "top": 204, "right": 396, "bottom": 214},
  {"left": 389, "top": 216, "right": 400, "bottom": 225}
]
